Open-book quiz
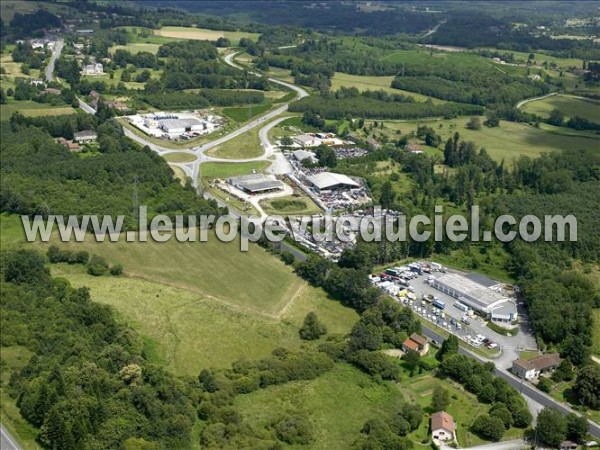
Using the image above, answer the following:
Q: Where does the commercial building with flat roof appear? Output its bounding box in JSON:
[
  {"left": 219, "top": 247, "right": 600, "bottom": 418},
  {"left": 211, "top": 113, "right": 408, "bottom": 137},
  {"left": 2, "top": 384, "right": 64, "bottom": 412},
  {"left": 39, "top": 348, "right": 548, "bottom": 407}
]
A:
[
  {"left": 431, "top": 273, "right": 517, "bottom": 322},
  {"left": 307, "top": 172, "right": 360, "bottom": 192},
  {"left": 227, "top": 174, "right": 283, "bottom": 194},
  {"left": 159, "top": 118, "right": 207, "bottom": 136}
]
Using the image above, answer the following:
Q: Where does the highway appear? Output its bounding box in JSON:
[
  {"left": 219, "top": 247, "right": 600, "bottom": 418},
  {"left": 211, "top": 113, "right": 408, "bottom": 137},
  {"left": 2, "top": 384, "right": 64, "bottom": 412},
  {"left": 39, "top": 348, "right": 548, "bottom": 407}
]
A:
[
  {"left": 0, "top": 425, "right": 21, "bottom": 450},
  {"left": 45, "top": 38, "right": 63, "bottom": 82}
]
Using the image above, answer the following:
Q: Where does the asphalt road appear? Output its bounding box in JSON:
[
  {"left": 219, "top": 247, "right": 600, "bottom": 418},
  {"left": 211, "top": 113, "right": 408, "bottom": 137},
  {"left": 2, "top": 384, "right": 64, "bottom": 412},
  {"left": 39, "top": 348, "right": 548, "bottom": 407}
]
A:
[
  {"left": 45, "top": 39, "right": 63, "bottom": 82},
  {"left": 0, "top": 425, "right": 21, "bottom": 450}
]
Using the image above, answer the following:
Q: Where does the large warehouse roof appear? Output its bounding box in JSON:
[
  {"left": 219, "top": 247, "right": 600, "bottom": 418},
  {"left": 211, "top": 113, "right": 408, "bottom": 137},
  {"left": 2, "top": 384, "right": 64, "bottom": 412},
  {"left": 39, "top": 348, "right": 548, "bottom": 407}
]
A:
[
  {"left": 227, "top": 174, "right": 283, "bottom": 193},
  {"left": 434, "top": 273, "right": 511, "bottom": 312},
  {"left": 159, "top": 118, "right": 203, "bottom": 130},
  {"left": 307, "top": 172, "right": 360, "bottom": 190}
]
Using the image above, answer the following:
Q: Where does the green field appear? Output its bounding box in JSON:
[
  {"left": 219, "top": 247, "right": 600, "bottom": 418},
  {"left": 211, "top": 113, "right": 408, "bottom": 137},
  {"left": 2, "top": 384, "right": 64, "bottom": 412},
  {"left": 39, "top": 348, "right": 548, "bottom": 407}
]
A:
[
  {"left": 0, "top": 214, "right": 358, "bottom": 374},
  {"left": 163, "top": 152, "right": 197, "bottom": 163},
  {"left": 0, "top": 346, "right": 38, "bottom": 450},
  {"left": 200, "top": 161, "right": 270, "bottom": 179},
  {"left": 109, "top": 42, "right": 161, "bottom": 55},
  {"left": 521, "top": 94, "right": 600, "bottom": 123},
  {"left": 205, "top": 118, "right": 269, "bottom": 159},
  {"left": 51, "top": 264, "right": 358, "bottom": 374},
  {"left": 379, "top": 116, "right": 599, "bottom": 163},
  {"left": 155, "top": 26, "right": 260, "bottom": 44},
  {"left": 331, "top": 72, "right": 447, "bottom": 104},
  {"left": 259, "top": 196, "right": 322, "bottom": 216},
  {"left": 221, "top": 103, "right": 272, "bottom": 122},
  {"left": 234, "top": 363, "right": 406, "bottom": 449},
  {"left": 170, "top": 165, "right": 188, "bottom": 185},
  {"left": 0, "top": 101, "right": 77, "bottom": 120}
]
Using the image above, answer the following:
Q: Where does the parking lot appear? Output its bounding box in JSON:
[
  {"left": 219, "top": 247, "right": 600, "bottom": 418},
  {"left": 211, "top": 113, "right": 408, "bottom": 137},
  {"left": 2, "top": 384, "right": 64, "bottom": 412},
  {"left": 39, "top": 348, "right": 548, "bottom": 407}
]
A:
[{"left": 370, "top": 263, "right": 538, "bottom": 365}]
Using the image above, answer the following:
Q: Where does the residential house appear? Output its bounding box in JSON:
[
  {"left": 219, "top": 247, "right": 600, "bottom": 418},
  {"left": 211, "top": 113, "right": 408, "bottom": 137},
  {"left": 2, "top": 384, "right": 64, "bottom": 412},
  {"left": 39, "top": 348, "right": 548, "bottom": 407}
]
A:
[
  {"left": 406, "top": 143, "right": 424, "bottom": 154},
  {"left": 73, "top": 130, "right": 98, "bottom": 144},
  {"left": 29, "top": 79, "right": 45, "bottom": 86},
  {"left": 402, "top": 333, "right": 429, "bottom": 356},
  {"left": 82, "top": 63, "right": 103, "bottom": 76},
  {"left": 43, "top": 88, "right": 62, "bottom": 96},
  {"left": 560, "top": 441, "right": 578, "bottom": 450},
  {"left": 431, "top": 411, "right": 456, "bottom": 442},
  {"left": 511, "top": 353, "right": 562, "bottom": 380},
  {"left": 57, "top": 138, "right": 81, "bottom": 152}
]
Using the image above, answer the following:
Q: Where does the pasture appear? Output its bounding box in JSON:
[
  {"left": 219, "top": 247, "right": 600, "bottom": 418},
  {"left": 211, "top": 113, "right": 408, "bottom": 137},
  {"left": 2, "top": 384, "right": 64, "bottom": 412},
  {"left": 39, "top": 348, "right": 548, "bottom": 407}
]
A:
[
  {"left": 0, "top": 101, "right": 76, "bottom": 120},
  {"left": 50, "top": 264, "right": 358, "bottom": 374},
  {"left": 155, "top": 26, "right": 260, "bottom": 44},
  {"left": 163, "top": 152, "right": 197, "bottom": 163},
  {"left": 379, "top": 116, "right": 599, "bottom": 163},
  {"left": 109, "top": 42, "right": 161, "bottom": 55},
  {"left": 331, "top": 72, "right": 447, "bottom": 104},
  {"left": 521, "top": 94, "right": 600, "bottom": 123},
  {"left": 234, "top": 363, "right": 406, "bottom": 449}
]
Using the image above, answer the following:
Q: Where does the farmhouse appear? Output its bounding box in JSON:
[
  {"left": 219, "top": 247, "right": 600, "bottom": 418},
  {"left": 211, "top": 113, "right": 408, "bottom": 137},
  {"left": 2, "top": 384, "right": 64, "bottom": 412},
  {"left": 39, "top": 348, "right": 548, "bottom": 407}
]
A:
[
  {"left": 431, "top": 273, "right": 517, "bottom": 322},
  {"left": 227, "top": 174, "right": 283, "bottom": 194},
  {"left": 431, "top": 411, "right": 456, "bottom": 442},
  {"left": 82, "top": 63, "right": 104, "bottom": 76},
  {"left": 402, "top": 333, "right": 429, "bottom": 356},
  {"left": 512, "top": 354, "right": 562, "bottom": 380},
  {"left": 307, "top": 172, "right": 360, "bottom": 193},
  {"left": 73, "top": 130, "right": 98, "bottom": 143}
]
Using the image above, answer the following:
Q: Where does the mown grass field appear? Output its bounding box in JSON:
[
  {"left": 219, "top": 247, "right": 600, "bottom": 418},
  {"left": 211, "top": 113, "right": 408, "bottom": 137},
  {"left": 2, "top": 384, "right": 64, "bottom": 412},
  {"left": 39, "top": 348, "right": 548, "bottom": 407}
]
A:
[
  {"left": 331, "top": 72, "right": 447, "bottom": 104},
  {"left": 155, "top": 26, "right": 260, "bottom": 43},
  {"left": 163, "top": 152, "right": 197, "bottom": 163},
  {"left": 50, "top": 264, "right": 358, "bottom": 374},
  {"left": 234, "top": 363, "right": 406, "bottom": 449},
  {"left": 221, "top": 103, "right": 272, "bottom": 122},
  {"left": 521, "top": 94, "right": 600, "bottom": 122},
  {"left": 0, "top": 214, "right": 359, "bottom": 374},
  {"left": 109, "top": 42, "right": 161, "bottom": 55},
  {"left": 205, "top": 118, "right": 267, "bottom": 159},
  {"left": 379, "top": 116, "right": 599, "bottom": 163},
  {"left": 0, "top": 101, "right": 77, "bottom": 120},
  {"left": 201, "top": 161, "right": 270, "bottom": 179},
  {"left": 259, "top": 196, "right": 322, "bottom": 216}
]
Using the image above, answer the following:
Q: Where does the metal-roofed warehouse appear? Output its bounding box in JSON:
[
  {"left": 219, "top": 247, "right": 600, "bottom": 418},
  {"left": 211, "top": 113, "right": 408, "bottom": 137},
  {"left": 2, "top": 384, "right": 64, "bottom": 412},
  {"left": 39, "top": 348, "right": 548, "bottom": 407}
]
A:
[
  {"left": 432, "top": 273, "right": 517, "bottom": 322},
  {"left": 227, "top": 174, "right": 283, "bottom": 194},
  {"left": 307, "top": 172, "right": 360, "bottom": 192}
]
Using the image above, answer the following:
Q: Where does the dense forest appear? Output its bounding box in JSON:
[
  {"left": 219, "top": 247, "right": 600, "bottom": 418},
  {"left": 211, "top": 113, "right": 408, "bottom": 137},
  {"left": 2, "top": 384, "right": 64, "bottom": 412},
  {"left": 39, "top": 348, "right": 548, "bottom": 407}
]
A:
[
  {"left": 289, "top": 88, "right": 484, "bottom": 120},
  {"left": 1, "top": 119, "right": 225, "bottom": 228}
]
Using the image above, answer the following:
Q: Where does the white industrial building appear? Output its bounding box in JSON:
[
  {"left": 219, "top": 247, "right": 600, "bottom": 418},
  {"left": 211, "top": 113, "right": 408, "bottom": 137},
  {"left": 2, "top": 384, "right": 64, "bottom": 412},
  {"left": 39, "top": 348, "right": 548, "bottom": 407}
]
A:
[
  {"left": 307, "top": 172, "right": 361, "bottom": 192},
  {"left": 431, "top": 273, "right": 517, "bottom": 322},
  {"left": 159, "top": 118, "right": 212, "bottom": 137},
  {"left": 227, "top": 174, "right": 283, "bottom": 194},
  {"left": 293, "top": 133, "right": 346, "bottom": 148}
]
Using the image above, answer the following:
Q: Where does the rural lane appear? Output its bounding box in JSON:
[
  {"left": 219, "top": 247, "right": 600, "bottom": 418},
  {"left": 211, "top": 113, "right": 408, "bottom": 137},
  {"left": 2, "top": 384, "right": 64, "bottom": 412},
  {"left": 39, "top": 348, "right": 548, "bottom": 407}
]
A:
[{"left": 45, "top": 38, "right": 63, "bottom": 82}]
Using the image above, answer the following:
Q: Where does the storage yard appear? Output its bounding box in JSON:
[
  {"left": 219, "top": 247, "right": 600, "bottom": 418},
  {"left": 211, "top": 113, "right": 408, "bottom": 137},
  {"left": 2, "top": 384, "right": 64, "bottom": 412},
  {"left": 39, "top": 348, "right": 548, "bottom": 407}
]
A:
[{"left": 370, "top": 262, "right": 537, "bottom": 354}]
